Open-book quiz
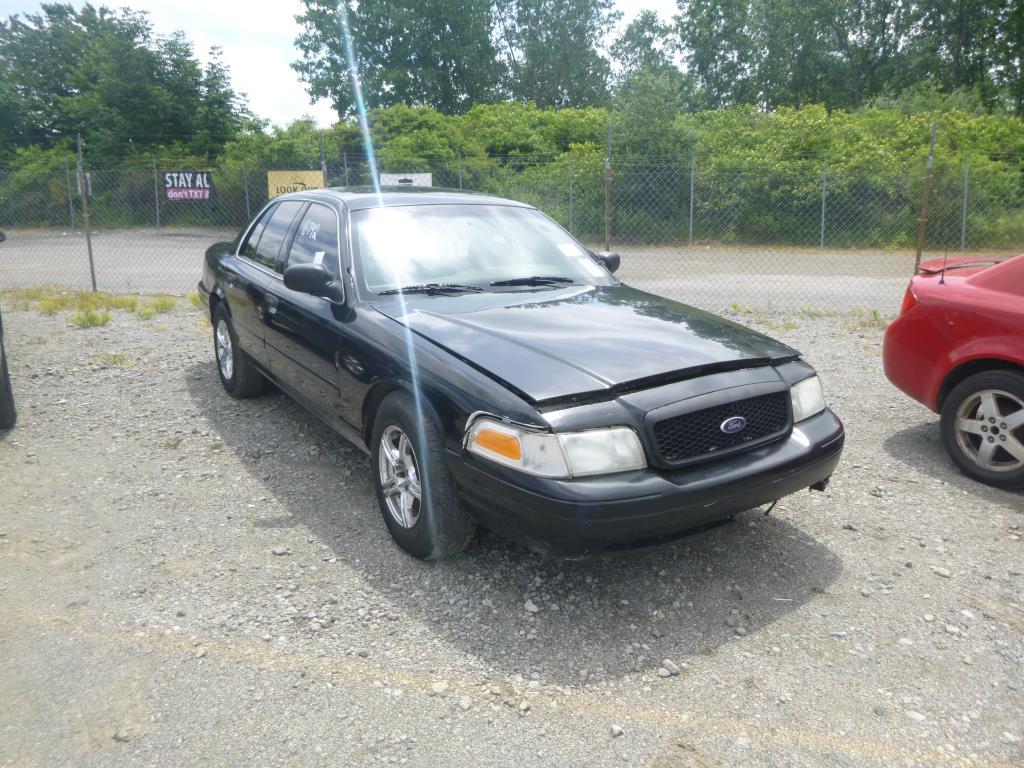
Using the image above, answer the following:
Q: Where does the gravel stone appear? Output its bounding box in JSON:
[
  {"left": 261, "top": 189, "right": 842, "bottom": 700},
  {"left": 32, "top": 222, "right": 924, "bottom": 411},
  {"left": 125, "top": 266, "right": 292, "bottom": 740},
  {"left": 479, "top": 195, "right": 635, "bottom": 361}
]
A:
[{"left": 2, "top": 307, "right": 1022, "bottom": 768}]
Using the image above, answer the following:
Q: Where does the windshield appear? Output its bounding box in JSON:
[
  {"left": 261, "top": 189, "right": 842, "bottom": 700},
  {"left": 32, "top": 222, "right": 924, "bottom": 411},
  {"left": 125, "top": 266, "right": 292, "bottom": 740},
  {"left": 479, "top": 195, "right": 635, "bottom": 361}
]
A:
[{"left": 351, "top": 204, "right": 614, "bottom": 294}]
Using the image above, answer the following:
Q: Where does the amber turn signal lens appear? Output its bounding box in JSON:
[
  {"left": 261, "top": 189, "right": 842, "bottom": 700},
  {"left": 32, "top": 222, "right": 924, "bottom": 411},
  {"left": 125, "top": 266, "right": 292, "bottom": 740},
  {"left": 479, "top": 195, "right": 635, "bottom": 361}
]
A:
[{"left": 473, "top": 427, "right": 523, "bottom": 460}]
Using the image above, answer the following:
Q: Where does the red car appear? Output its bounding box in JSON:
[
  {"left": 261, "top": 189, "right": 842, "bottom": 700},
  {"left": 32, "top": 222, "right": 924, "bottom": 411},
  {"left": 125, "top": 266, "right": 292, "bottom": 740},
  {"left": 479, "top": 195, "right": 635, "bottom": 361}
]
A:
[{"left": 883, "top": 254, "right": 1024, "bottom": 489}]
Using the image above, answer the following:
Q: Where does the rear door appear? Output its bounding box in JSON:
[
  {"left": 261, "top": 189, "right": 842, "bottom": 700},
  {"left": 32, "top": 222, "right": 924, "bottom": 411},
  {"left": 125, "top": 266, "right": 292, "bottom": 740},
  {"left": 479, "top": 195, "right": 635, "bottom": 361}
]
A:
[
  {"left": 263, "top": 201, "right": 345, "bottom": 416},
  {"left": 224, "top": 204, "right": 277, "bottom": 368}
]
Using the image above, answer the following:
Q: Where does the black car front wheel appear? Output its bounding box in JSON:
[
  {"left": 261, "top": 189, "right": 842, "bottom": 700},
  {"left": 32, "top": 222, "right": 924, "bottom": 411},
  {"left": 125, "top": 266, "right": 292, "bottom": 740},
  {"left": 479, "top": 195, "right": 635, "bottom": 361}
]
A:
[
  {"left": 940, "top": 370, "right": 1024, "bottom": 489},
  {"left": 212, "top": 305, "right": 265, "bottom": 398},
  {"left": 370, "top": 391, "right": 475, "bottom": 559},
  {"left": 0, "top": 335, "right": 15, "bottom": 430}
]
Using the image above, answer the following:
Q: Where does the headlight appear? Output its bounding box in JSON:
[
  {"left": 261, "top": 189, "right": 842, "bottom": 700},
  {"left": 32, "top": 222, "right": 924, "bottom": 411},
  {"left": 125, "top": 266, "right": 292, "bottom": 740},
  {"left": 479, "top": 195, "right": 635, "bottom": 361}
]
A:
[
  {"left": 790, "top": 376, "right": 826, "bottom": 422},
  {"left": 465, "top": 418, "right": 646, "bottom": 478}
]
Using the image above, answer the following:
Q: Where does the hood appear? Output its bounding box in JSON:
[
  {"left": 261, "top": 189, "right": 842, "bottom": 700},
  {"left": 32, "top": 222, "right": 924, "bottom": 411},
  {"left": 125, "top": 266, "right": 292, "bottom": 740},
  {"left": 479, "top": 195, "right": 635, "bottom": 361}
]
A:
[{"left": 373, "top": 285, "right": 799, "bottom": 404}]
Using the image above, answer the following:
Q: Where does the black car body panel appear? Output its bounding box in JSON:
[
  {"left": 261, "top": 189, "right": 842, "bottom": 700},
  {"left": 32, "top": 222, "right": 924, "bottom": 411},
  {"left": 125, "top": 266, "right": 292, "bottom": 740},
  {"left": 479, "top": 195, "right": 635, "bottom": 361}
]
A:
[
  {"left": 199, "top": 188, "right": 843, "bottom": 556},
  {"left": 372, "top": 284, "right": 798, "bottom": 405}
]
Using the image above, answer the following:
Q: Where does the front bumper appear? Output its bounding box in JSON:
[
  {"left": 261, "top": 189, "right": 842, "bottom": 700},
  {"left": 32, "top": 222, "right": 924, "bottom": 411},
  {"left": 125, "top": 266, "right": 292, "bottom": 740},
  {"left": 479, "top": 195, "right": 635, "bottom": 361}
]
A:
[{"left": 448, "top": 408, "right": 844, "bottom": 556}]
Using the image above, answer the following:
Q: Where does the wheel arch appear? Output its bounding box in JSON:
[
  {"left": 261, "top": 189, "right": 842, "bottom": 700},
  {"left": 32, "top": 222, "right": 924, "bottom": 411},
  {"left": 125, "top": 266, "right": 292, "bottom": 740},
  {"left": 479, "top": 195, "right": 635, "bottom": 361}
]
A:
[
  {"left": 361, "top": 381, "right": 404, "bottom": 449},
  {"left": 938, "top": 358, "right": 1024, "bottom": 410},
  {"left": 208, "top": 288, "right": 225, "bottom": 324}
]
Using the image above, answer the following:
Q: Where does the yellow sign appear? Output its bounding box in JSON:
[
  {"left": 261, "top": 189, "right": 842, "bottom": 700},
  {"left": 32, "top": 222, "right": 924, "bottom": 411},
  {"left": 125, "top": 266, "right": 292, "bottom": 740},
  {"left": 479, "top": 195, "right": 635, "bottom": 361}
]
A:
[{"left": 267, "top": 170, "right": 326, "bottom": 198}]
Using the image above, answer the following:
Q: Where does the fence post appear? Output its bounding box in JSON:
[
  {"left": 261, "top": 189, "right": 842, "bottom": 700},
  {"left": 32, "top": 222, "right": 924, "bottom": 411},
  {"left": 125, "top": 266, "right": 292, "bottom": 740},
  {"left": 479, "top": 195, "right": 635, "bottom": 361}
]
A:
[
  {"left": 76, "top": 133, "right": 97, "bottom": 292},
  {"left": 64, "top": 157, "right": 76, "bottom": 230},
  {"left": 152, "top": 154, "right": 161, "bottom": 230},
  {"left": 688, "top": 151, "right": 695, "bottom": 247},
  {"left": 242, "top": 160, "right": 251, "bottom": 220},
  {"left": 819, "top": 158, "right": 828, "bottom": 249},
  {"left": 319, "top": 132, "right": 328, "bottom": 181},
  {"left": 567, "top": 153, "right": 574, "bottom": 235},
  {"left": 915, "top": 123, "right": 937, "bottom": 270},
  {"left": 960, "top": 155, "right": 970, "bottom": 251},
  {"left": 458, "top": 155, "right": 463, "bottom": 190},
  {"left": 603, "top": 123, "right": 611, "bottom": 252},
  {"left": 343, "top": 152, "right": 349, "bottom": 186}
]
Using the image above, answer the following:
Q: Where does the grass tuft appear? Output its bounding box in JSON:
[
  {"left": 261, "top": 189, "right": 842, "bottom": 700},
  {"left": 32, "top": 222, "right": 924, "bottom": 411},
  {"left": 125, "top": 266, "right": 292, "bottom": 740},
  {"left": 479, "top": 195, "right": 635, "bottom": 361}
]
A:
[
  {"left": 89, "top": 352, "right": 131, "bottom": 367},
  {"left": 69, "top": 309, "right": 112, "bottom": 328}
]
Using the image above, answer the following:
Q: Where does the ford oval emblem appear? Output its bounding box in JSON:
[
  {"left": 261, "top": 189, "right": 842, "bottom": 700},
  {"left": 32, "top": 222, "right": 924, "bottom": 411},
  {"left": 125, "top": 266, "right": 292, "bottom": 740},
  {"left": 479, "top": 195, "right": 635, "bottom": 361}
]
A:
[{"left": 720, "top": 416, "right": 747, "bottom": 435}]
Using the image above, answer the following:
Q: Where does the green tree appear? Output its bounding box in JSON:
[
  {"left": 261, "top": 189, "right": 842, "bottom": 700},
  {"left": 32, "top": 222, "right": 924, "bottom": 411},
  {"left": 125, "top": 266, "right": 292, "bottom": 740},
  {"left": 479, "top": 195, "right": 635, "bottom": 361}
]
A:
[
  {"left": 0, "top": 3, "right": 246, "bottom": 157},
  {"left": 293, "top": 0, "right": 504, "bottom": 116},
  {"left": 496, "top": 0, "right": 621, "bottom": 107}
]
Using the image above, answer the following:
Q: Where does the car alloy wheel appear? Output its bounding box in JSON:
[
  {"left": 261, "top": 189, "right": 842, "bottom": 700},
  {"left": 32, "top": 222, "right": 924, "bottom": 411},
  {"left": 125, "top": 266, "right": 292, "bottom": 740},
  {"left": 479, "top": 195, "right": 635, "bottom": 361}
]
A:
[
  {"left": 215, "top": 318, "right": 234, "bottom": 381},
  {"left": 953, "top": 388, "right": 1024, "bottom": 472},
  {"left": 378, "top": 425, "right": 422, "bottom": 528}
]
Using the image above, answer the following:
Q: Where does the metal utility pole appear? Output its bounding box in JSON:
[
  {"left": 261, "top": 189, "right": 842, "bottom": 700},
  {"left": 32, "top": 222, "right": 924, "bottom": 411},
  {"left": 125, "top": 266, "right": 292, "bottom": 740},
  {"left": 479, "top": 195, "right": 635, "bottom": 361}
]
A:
[
  {"left": 603, "top": 123, "right": 611, "bottom": 251},
  {"left": 76, "top": 133, "right": 97, "bottom": 292},
  {"left": 914, "top": 123, "right": 937, "bottom": 270},
  {"left": 152, "top": 154, "right": 161, "bottom": 229}
]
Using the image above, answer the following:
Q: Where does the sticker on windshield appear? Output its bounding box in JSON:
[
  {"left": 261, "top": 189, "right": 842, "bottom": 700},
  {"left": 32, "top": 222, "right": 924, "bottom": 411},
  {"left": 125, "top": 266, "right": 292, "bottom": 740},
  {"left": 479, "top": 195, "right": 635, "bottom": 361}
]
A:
[
  {"left": 578, "top": 257, "right": 606, "bottom": 277},
  {"left": 558, "top": 242, "right": 584, "bottom": 257},
  {"left": 314, "top": 251, "right": 326, "bottom": 266}
]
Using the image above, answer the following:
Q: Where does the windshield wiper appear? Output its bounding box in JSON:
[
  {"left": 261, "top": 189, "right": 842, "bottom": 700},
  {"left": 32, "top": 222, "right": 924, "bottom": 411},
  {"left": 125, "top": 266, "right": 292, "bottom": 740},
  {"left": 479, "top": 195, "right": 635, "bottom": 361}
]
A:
[
  {"left": 377, "top": 283, "right": 484, "bottom": 296},
  {"left": 490, "top": 275, "right": 576, "bottom": 286}
]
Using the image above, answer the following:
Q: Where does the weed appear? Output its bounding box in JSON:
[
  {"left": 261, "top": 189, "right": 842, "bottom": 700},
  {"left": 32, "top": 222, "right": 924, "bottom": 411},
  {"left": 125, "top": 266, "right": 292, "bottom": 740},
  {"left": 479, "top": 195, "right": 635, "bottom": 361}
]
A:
[
  {"left": 69, "top": 309, "right": 112, "bottom": 328},
  {"left": 89, "top": 352, "right": 130, "bottom": 366}
]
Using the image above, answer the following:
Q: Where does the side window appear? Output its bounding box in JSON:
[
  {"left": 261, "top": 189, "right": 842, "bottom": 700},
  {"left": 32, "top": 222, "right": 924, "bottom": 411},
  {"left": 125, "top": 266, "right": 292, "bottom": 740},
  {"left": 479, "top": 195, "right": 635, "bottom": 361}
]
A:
[
  {"left": 239, "top": 204, "right": 275, "bottom": 260},
  {"left": 286, "top": 203, "right": 340, "bottom": 273},
  {"left": 253, "top": 200, "right": 304, "bottom": 272}
]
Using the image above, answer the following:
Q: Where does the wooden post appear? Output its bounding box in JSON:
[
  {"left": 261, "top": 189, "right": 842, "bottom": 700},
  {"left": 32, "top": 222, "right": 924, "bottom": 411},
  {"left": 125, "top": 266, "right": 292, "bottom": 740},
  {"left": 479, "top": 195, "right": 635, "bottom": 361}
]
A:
[
  {"left": 76, "top": 133, "right": 97, "bottom": 292},
  {"left": 914, "top": 124, "right": 937, "bottom": 271}
]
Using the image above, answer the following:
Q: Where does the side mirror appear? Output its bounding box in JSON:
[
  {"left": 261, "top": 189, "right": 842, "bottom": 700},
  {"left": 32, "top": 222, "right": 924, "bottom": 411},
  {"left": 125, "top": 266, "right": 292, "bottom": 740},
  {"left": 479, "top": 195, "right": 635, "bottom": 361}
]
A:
[
  {"left": 593, "top": 250, "right": 620, "bottom": 274},
  {"left": 284, "top": 263, "right": 343, "bottom": 301}
]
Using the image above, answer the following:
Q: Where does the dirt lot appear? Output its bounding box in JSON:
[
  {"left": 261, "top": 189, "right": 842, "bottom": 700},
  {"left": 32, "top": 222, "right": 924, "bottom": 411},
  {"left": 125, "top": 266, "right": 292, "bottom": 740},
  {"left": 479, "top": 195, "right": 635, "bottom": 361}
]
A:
[
  {"left": 1, "top": 303, "right": 1022, "bottom": 768},
  {"left": 1, "top": 226, "right": 999, "bottom": 311}
]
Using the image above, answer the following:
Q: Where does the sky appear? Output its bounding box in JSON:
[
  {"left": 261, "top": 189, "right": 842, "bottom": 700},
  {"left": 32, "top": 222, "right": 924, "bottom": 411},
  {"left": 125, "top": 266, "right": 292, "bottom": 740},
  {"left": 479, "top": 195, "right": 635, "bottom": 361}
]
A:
[{"left": 0, "top": 0, "right": 680, "bottom": 128}]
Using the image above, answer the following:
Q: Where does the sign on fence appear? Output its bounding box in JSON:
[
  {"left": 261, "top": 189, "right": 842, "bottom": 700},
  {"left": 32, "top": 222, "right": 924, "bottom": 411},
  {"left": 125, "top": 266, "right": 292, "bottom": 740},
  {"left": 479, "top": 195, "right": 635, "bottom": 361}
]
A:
[
  {"left": 164, "top": 171, "right": 213, "bottom": 201},
  {"left": 268, "top": 170, "right": 325, "bottom": 198},
  {"left": 380, "top": 173, "right": 432, "bottom": 187}
]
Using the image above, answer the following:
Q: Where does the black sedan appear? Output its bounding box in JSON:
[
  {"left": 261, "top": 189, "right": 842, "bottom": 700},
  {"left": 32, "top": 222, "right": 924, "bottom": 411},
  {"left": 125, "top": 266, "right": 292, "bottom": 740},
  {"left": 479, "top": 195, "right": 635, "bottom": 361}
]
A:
[{"left": 198, "top": 188, "right": 843, "bottom": 558}]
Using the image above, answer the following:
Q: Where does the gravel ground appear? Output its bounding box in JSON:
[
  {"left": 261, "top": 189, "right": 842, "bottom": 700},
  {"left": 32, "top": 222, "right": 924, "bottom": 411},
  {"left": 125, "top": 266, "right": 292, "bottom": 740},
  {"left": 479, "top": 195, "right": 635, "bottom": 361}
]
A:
[
  {"left": 5, "top": 226, "right": 1013, "bottom": 311},
  {"left": 1, "top": 303, "right": 1022, "bottom": 768}
]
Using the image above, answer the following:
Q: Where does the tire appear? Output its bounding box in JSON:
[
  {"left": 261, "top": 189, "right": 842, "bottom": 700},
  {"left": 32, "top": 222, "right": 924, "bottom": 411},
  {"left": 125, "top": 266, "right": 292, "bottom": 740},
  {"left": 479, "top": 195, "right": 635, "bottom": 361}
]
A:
[
  {"left": 370, "top": 391, "right": 475, "bottom": 559},
  {"left": 940, "top": 369, "right": 1024, "bottom": 490},
  {"left": 212, "top": 304, "right": 265, "bottom": 398},
  {"left": 0, "top": 337, "right": 15, "bottom": 431}
]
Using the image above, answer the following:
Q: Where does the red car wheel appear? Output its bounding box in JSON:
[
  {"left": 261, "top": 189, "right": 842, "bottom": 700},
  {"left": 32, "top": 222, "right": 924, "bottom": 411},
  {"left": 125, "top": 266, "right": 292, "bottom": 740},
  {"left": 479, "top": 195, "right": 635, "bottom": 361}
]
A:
[{"left": 940, "top": 370, "right": 1024, "bottom": 489}]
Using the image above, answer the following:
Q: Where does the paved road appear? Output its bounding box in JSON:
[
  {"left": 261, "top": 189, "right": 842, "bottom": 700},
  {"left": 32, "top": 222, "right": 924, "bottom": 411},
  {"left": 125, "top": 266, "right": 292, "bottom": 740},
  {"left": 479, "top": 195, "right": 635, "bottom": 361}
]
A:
[{"left": 0, "top": 227, "right": 971, "bottom": 311}]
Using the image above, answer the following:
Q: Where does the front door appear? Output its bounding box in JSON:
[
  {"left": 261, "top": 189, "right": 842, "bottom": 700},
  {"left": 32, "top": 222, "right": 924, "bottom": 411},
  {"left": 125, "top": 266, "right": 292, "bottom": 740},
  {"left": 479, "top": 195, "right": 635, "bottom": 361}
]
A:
[{"left": 264, "top": 202, "right": 345, "bottom": 418}]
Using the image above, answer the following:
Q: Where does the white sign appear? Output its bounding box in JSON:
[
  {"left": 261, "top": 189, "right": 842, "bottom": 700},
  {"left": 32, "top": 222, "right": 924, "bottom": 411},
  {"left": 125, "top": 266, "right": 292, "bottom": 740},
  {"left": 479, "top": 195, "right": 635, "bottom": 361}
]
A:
[{"left": 380, "top": 173, "right": 432, "bottom": 187}]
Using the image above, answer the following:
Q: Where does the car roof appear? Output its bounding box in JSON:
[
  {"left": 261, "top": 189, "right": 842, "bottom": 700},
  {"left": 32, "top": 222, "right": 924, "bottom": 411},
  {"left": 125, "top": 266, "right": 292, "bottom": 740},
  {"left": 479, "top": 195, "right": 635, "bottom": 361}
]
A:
[{"left": 277, "top": 186, "right": 533, "bottom": 211}]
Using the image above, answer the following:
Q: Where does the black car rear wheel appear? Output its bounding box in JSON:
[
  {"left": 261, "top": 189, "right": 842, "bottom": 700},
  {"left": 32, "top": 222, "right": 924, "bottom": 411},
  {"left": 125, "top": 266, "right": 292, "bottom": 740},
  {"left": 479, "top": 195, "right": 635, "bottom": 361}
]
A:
[
  {"left": 0, "top": 334, "right": 15, "bottom": 430},
  {"left": 940, "top": 370, "right": 1024, "bottom": 489},
  {"left": 212, "top": 305, "right": 265, "bottom": 398},
  {"left": 370, "top": 391, "right": 474, "bottom": 559}
]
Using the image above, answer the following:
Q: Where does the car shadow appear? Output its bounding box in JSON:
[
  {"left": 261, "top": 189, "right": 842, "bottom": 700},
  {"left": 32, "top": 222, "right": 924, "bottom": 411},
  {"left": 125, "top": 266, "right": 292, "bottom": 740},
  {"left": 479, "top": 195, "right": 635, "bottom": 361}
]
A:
[
  {"left": 185, "top": 363, "right": 843, "bottom": 685},
  {"left": 883, "top": 421, "right": 1023, "bottom": 504}
]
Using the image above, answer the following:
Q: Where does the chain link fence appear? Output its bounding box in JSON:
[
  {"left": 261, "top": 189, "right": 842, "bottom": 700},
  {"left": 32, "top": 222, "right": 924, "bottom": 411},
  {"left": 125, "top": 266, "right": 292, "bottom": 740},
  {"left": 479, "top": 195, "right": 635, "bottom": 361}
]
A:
[{"left": 1, "top": 146, "right": 1021, "bottom": 313}]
